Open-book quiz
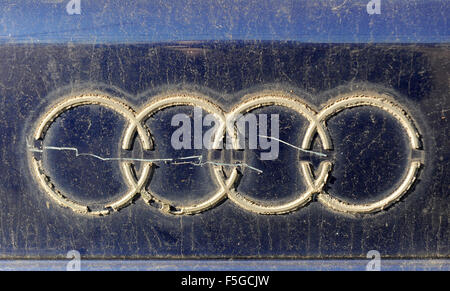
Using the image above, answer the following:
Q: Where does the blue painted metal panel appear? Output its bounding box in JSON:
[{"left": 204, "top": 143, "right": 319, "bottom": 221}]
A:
[
  {"left": 0, "top": 1, "right": 448, "bottom": 270},
  {"left": 0, "top": 0, "right": 448, "bottom": 43}
]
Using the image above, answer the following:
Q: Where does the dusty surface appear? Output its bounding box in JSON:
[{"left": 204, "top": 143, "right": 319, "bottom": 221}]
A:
[{"left": 0, "top": 42, "right": 448, "bottom": 259}]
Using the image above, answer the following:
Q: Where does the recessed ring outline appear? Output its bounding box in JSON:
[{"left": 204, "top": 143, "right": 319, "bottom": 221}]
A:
[
  {"left": 222, "top": 93, "right": 333, "bottom": 214},
  {"left": 122, "top": 94, "right": 229, "bottom": 215},
  {"left": 30, "top": 94, "right": 153, "bottom": 216},
  {"left": 304, "top": 92, "right": 422, "bottom": 214}
]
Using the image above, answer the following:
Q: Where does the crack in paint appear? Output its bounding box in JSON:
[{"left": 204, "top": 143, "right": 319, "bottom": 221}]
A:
[
  {"left": 27, "top": 134, "right": 328, "bottom": 174},
  {"left": 26, "top": 139, "right": 264, "bottom": 174},
  {"left": 258, "top": 135, "right": 327, "bottom": 157}
]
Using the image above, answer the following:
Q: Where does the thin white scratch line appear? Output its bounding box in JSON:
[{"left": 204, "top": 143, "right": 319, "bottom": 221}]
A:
[
  {"left": 258, "top": 135, "right": 327, "bottom": 157},
  {"left": 26, "top": 141, "right": 263, "bottom": 173},
  {"left": 171, "top": 156, "right": 263, "bottom": 174}
]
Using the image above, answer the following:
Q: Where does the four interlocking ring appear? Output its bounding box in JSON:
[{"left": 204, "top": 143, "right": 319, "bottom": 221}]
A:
[{"left": 29, "top": 91, "right": 423, "bottom": 216}]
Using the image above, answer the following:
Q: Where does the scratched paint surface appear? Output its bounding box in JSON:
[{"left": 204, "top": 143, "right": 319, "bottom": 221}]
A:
[{"left": 0, "top": 43, "right": 448, "bottom": 259}]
